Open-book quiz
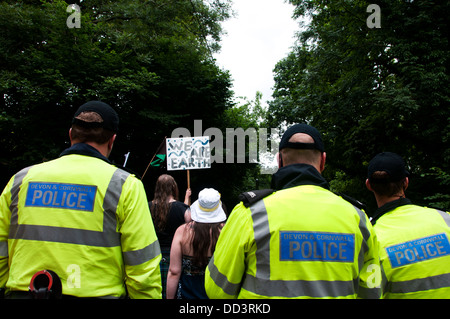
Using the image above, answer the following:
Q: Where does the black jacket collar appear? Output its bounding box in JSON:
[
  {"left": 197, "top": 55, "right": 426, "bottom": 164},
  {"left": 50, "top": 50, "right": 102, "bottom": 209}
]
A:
[
  {"left": 371, "top": 197, "right": 412, "bottom": 225},
  {"left": 271, "top": 163, "right": 330, "bottom": 191},
  {"left": 59, "top": 143, "right": 111, "bottom": 164}
]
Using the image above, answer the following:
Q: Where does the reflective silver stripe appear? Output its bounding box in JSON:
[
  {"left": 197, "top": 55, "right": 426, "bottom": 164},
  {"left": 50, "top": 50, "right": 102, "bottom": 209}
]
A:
[
  {"left": 9, "top": 225, "right": 120, "bottom": 247},
  {"left": 437, "top": 209, "right": 450, "bottom": 228},
  {"left": 123, "top": 240, "right": 161, "bottom": 266},
  {"left": 102, "top": 169, "right": 130, "bottom": 235},
  {"left": 0, "top": 241, "right": 8, "bottom": 257},
  {"left": 207, "top": 256, "right": 242, "bottom": 296},
  {"left": 9, "top": 168, "right": 129, "bottom": 247},
  {"left": 4, "top": 167, "right": 32, "bottom": 257},
  {"left": 249, "top": 199, "right": 271, "bottom": 280},
  {"left": 242, "top": 274, "right": 359, "bottom": 298},
  {"left": 355, "top": 205, "right": 371, "bottom": 271},
  {"left": 379, "top": 262, "right": 389, "bottom": 297},
  {"left": 358, "top": 284, "right": 382, "bottom": 299},
  {"left": 387, "top": 272, "right": 450, "bottom": 294},
  {"left": 9, "top": 166, "right": 32, "bottom": 228},
  {"left": 353, "top": 205, "right": 382, "bottom": 299}
]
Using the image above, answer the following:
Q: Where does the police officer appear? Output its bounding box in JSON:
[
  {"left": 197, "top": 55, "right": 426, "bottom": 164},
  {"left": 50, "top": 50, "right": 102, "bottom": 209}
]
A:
[
  {"left": 205, "top": 124, "right": 382, "bottom": 299},
  {"left": 0, "top": 101, "right": 162, "bottom": 298},
  {"left": 366, "top": 152, "right": 450, "bottom": 298}
]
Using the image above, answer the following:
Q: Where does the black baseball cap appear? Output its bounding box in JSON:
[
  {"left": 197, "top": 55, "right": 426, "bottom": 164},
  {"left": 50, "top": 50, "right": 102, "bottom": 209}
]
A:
[
  {"left": 72, "top": 101, "right": 119, "bottom": 133},
  {"left": 368, "top": 152, "right": 410, "bottom": 183},
  {"left": 279, "top": 123, "right": 325, "bottom": 153}
]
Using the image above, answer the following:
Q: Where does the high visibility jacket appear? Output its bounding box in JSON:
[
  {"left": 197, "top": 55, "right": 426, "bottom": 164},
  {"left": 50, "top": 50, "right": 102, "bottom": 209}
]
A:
[
  {"left": 372, "top": 199, "right": 450, "bottom": 298},
  {"left": 0, "top": 144, "right": 162, "bottom": 298},
  {"left": 205, "top": 164, "right": 382, "bottom": 299}
]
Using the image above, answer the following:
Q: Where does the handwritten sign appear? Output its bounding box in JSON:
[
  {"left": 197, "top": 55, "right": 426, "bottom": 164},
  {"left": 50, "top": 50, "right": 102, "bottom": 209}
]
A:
[{"left": 166, "top": 137, "right": 211, "bottom": 171}]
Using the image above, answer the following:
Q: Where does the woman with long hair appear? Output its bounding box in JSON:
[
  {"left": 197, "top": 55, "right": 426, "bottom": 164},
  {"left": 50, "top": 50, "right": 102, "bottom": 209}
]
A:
[
  {"left": 166, "top": 188, "right": 226, "bottom": 299},
  {"left": 149, "top": 174, "right": 191, "bottom": 298}
]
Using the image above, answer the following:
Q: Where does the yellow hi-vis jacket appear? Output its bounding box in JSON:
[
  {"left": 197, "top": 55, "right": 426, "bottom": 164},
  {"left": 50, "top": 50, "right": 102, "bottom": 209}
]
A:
[
  {"left": 372, "top": 199, "right": 450, "bottom": 298},
  {"left": 205, "top": 164, "right": 382, "bottom": 299},
  {"left": 0, "top": 147, "right": 161, "bottom": 298}
]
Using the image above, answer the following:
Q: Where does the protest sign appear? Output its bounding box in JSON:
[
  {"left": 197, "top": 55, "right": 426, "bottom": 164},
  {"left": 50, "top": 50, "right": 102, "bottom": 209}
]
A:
[{"left": 166, "top": 137, "right": 211, "bottom": 171}]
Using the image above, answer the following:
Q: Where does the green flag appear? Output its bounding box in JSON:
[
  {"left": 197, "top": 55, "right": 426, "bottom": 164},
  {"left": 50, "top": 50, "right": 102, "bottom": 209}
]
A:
[
  {"left": 151, "top": 153, "right": 166, "bottom": 167},
  {"left": 150, "top": 139, "right": 166, "bottom": 167},
  {"left": 142, "top": 137, "right": 167, "bottom": 180}
]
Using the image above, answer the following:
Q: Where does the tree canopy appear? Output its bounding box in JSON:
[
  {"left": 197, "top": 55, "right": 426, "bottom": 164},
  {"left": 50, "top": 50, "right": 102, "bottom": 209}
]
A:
[
  {"left": 0, "top": 0, "right": 257, "bottom": 209},
  {"left": 1, "top": 0, "right": 448, "bottom": 213},
  {"left": 268, "top": 0, "right": 449, "bottom": 212}
]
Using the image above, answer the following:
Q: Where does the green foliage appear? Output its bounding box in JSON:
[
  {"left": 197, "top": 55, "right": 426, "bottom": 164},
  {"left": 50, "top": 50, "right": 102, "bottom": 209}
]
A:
[
  {"left": 423, "top": 167, "right": 450, "bottom": 210},
  {"left": 219, "top": 92, "right": 270, "bottom": 205},
  {"left": 269, "top": 0, "right": 450, "bottom": 212},
  {"left": 0, "top": 0, "right": 273, "bottom": 211},
  {"left": 0, "top": 0, "right": 233, "bottom": 190}
]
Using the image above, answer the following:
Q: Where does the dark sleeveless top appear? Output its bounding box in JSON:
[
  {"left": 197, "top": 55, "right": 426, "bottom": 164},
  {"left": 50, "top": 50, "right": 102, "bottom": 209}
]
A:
[{"left": 177, "top": 255, "right": 210, "bottom": 299}]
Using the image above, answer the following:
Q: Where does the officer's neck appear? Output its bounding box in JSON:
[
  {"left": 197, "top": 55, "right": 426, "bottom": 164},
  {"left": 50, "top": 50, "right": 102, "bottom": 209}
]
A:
[
  {"left": 70, "top": 134, "right": 116, "bottom": 159},
  {"left": 374, "top": 193, "right": 406, "bottom": 208},
  {"left": 70, "top": 141, "right": 110, "bottom": 158}
]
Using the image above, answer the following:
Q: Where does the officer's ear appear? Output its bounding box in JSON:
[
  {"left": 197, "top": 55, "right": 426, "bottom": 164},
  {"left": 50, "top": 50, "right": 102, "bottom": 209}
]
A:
[
  {"left": 277, "top": 152, "right": 283, "bottom": 168},
  {"left": 365, "top": 179, "right": 373, "bottom": 192},
  {"left": 108, "top": 134, "right": 116, "bottom": 151},
  {"left": 106, "top": 134, "right": 116, "bottom": 158},
  {"left": 319, "top": 152, "right": 326, "bottom": 173},
  {"left": 69, "top": 128, "right": 74, "bottom": 144},
  {"left": 403, "top": 177, "right": 409, "bottom": 192}
]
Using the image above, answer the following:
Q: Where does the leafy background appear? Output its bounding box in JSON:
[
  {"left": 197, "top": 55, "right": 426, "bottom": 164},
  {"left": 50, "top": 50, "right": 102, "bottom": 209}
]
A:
[{"left": 1, "top": 0, "right": 448, "bottom": 214}]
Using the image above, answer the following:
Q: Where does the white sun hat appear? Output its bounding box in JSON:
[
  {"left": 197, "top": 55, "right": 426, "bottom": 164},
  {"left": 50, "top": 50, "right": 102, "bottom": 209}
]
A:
[{"left": 190, "top": 188, "right": 226, "bottom": 223}]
